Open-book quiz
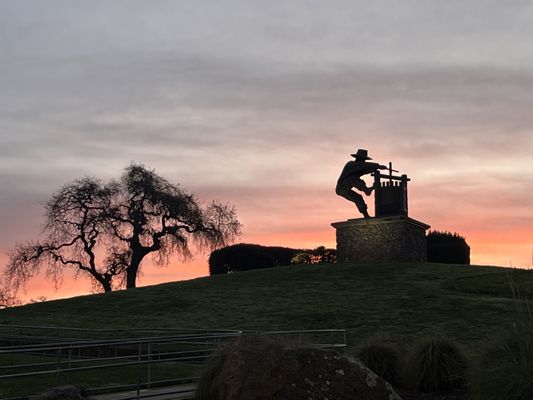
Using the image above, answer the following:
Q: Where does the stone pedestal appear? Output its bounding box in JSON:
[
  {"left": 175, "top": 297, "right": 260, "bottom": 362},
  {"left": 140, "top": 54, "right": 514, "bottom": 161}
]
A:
[{"left": 331, "top": 216, "right": 430, "bottom": 263}]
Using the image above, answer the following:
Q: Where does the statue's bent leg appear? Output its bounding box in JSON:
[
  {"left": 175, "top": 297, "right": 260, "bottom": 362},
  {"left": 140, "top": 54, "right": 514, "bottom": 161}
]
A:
[
  {"left": 336, "top": 187, "right": 371, "bottom": 218},
  {"left": 353, "top": 178, "right": 374, "bottom": 196},
  {"left": 352, "top": 192, "right": 371, "bottom": 218}
]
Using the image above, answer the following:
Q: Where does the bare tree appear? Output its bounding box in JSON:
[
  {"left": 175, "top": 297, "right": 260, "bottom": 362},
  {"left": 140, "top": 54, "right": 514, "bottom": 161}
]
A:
[
  {"left": 107, "top": 164, "right": 241, "bottom": 289},
  {"left": 6, "top": 178, "right": 119, "bottom": 293},
  {"left": 4, "top": 164, "right": 241, "bottom": 293},
  {"left": 0, "top": 285, "right": 20, "bottom": 309}
]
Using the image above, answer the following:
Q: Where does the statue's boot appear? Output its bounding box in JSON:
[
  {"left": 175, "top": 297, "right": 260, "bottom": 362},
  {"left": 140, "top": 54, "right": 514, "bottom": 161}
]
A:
[{"left": 355, "top": 202, "right": 371, "bottom": 219}]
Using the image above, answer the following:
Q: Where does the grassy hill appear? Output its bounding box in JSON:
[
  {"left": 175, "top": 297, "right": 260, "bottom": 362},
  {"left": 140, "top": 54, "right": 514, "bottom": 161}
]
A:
[{"left": 2, "top": 262, "right": 533, "bottom": 351}]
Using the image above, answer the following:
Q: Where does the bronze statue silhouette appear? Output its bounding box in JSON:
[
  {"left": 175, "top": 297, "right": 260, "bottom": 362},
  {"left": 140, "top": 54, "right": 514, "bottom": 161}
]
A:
[{"left": 335, "top": 149, "right": 387, "bottom": 218}]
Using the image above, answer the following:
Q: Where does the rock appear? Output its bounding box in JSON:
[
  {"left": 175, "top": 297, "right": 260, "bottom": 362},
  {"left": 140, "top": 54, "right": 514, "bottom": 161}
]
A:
[
  {"left": 30, "top": 385, "right": 86, "bottom": 400},
  {"left": 196, "top": 335, "right": 402, "bottom": 400}
]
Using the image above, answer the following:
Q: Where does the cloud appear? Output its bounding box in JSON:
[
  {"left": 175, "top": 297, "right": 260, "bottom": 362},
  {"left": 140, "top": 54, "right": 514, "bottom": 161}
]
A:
[
  {"left": 2, "top": 54, "right": 532, "bottom": 189},
  {"left": 3, "top": 0, "right": 533, "bottom": 67}
]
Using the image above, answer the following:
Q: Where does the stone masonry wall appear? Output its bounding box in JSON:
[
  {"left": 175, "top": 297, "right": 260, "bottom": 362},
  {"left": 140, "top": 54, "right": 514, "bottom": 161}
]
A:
[{"left": 332, "top": 216, "right": 429, "bottom": 263}]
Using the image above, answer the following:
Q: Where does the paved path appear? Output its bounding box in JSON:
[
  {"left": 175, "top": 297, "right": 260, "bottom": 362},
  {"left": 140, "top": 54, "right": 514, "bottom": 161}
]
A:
[{"left": 93, "top": 384, "right": 196, "bottom": 400}]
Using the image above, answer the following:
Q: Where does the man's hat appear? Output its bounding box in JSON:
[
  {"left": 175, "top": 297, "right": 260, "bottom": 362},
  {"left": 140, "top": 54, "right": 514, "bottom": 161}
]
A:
[{"left": 351, "top": 149, "right": 372, "bottom": 160}]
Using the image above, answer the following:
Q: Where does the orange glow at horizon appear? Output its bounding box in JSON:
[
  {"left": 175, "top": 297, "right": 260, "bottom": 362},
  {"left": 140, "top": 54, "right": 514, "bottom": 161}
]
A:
[
  {"left": 6, "top": 220, "right": 532, "bottom": 303},
  {"left": 1, "top": 1, "right": 533, "bottom": 305},
  {"left": 2, "top": 161, "right": 532, "bottom": 304}
]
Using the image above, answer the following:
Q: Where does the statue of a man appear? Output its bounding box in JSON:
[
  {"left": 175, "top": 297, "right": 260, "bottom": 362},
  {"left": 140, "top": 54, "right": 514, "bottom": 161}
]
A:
[{"left": 335, "top": 149, "right": 386, "bottom": 218}]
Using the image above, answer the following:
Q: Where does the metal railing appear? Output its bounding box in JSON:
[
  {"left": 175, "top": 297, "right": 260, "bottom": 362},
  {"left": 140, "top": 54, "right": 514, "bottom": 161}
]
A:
[
  {"left": 0, "top": 324, "right": 237, "bottom": 346},
  {"left": 0, "top": 326, "right": 346, "bottom": 400}
]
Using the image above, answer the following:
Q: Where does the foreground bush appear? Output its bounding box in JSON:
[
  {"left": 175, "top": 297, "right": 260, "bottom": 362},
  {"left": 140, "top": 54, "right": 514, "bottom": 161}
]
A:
[
  {"left": 427, "top": 230, "right": 470, "bottom": 264},
  {"left": 402, "top": 336, "right": 470, "bottom": 392},
  {"left": 354, "top": 337, "right": 401, "bottom": 385}
]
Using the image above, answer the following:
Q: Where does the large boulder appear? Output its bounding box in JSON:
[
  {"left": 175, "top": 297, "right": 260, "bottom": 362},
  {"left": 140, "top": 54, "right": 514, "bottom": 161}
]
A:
[
  {"left": 30, "top": 386, "right": 86, "bottom": 400},
  {"left": 196, "top": 335, "right": 402, "bottom": 400}
]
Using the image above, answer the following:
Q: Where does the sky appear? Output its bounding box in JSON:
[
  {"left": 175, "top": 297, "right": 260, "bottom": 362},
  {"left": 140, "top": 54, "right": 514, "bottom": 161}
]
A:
[{"left": 0, "top": 0, "right": 532, "bottom": 300}]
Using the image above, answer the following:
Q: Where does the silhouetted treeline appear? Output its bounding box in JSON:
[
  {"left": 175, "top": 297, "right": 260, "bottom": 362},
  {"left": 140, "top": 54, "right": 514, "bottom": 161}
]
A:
[
  {"left": 291, "top": 246, "right": 337, "bottom": 265},
  {"left": 209, "top": 244, "right": 337, "bottom": 275},
  {"left": 427, "top": 231, "right": 470, "bottom": 264}
]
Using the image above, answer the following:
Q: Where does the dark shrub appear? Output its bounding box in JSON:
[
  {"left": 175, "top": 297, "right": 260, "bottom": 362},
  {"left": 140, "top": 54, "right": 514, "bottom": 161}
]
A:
[
  {"left": 427, "top": 230, "right": 470, "bottom": 264},
  {"left": 355, "top": 337, "right": 401, "bottom": 385},
  {"left": 402, "top": 336, "right": 470, "bottom": 392},
  {"left": 209, "top": 243, "right": 300, "bottom": 275}
]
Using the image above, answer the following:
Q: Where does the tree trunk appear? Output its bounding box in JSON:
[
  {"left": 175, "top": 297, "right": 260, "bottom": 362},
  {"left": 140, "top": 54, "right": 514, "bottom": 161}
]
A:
[
  {"left": 102, "top": 280, "right": 112, "bottom": 293},
  {"left": 126, "top": 253, "right": 143, "bottom": 289},
  {"left": 126, "top": 268, "right": 137, "bottom": 289},
  {"left": 127, "top": 229, "right": 146, "bottom": 289},
  {"left": 92, "top": 273, "right": 113, "bottom": 293}
]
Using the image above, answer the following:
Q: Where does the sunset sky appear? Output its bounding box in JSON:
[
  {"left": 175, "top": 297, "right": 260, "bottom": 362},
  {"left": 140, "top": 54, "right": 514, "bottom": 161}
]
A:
[{"left": 1, "top": 1, "right": 532, "bottom": 300}]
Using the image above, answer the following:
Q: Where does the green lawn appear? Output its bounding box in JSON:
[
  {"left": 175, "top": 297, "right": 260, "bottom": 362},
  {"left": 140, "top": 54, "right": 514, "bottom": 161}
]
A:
[{"left": 2, "top": 262, "right": 531, "bottom": 350}]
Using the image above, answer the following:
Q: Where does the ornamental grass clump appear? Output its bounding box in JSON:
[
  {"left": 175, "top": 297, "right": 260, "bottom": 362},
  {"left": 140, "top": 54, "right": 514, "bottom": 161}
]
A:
[
  {"left": 355, "top": 337, "right": 401, "bottom": 385},
  {"left": 472, "top": 298, "right": 533, "bottom": 400},
  {"left": 194, "top": 351, "right": 224, "bottom": 400},
  {"left": 402, "top": 336, "right": 470, "bottom": 392}
]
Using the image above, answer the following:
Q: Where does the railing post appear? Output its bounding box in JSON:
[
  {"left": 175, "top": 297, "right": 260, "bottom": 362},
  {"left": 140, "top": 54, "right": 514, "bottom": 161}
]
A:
[
  {"left": 147, "top": 342, "right": 152, "bottom": 389},
  {"left": 136, "top": 343, "right": 142, "bottom": 400},
  {"left": 343, "top": 331, "right": 347, "bottom": 355},
  {"left": 67, "top": 346, "right": 72, "bottom": 384},
  {"left": 56, "top": 349, "right": 62, "bottom": 386}
]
